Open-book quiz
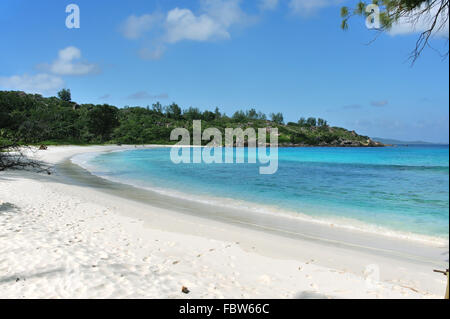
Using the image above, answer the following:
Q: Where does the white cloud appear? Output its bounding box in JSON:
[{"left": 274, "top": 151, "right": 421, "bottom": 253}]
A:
[
  {"left": 259, "top": 0, "right": 278, "bottom": 11},
  {"left": 389, "top": 3, "right": 449, "bottom": 37},
  {"left": 40, "top": 46, "right": 98, "bottom": 76},
  {"left": 289, "top": 0, "right": 342, "bottom": 16},
  {"left": 0, "top": 73, "right": 64, "bottom": 94},
  {"left": 165, "top": 8, "right": 230, "bottom": 43},
  {"left": 164, "top": 0, "right": 247, "bottom": 44},
  {"left": 0, "top": 47, "right": 97, "bottom": 94},
  {"left": 138, "top": 46, "right": 166, "bottom": 60},
  {"left": 201, "top": 0, "right": 248, "bottom": 27},
  {"left": 121, "top": 0, "right": 250, "bottom": 58},
  {"left": 119, "top": 13, "right": 163, "bottom": 39}
]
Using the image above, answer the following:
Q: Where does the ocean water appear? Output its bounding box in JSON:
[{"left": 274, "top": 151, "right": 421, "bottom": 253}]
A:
[{"left": 75, "top": 146, "right": 449, "bottom": 240}]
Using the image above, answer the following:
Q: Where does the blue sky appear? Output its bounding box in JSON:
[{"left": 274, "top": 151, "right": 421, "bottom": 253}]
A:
[{"left": 0, "top": 0, "right": 449, "bottom": 143}]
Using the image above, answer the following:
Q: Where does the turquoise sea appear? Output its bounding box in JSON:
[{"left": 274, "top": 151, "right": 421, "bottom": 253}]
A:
[{"left": 77, "top": 146, "right": 449, "bottom": 240}]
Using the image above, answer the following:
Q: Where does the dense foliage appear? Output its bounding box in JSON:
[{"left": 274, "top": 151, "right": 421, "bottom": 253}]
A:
[{"left": 0, "top": 90, "right": 382, "bottom": 147}]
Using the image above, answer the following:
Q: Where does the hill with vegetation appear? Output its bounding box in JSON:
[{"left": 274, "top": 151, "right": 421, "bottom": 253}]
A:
[{"left": 0, "top": 90, "right": 384, "bottom": 147}]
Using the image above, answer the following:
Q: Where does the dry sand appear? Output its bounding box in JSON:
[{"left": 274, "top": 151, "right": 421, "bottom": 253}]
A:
[{"left": 0, "top": 145, "right": 447, "bottom": 298}]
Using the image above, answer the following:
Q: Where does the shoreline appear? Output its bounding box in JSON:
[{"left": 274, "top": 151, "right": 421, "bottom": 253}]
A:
[
  {"left": 62, "top": 156, "right": 447, "bottom": 262},
  {"left": 0, "top": 145, "right": 448, "bottom": 298},
  {"left": 71, "top": 146, "right": 448, "bottom": 247}
]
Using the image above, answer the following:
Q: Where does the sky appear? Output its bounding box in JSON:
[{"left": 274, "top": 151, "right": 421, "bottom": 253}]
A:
[{"left": 0, "top": 0, "right": 449, "bottom": 143}]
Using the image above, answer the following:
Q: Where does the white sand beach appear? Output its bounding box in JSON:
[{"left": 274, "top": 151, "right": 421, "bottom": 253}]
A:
[{"left": 0, "top": 145, "right": 448, "bottom": 299}]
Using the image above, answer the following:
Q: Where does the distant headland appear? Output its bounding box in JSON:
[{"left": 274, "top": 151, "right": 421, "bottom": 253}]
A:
[{"left": 372, "top": 137, "right": 448, "bottom": 146}]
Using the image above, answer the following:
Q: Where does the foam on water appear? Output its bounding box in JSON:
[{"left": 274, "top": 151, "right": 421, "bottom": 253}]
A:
[{"left": 71, "top": 146, "right": 449, "bottom": 245}]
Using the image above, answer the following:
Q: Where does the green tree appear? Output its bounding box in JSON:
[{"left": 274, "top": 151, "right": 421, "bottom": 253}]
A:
[
  {"left": 202, "top": 110, "right": 216, "bottom": 121},
  {"left": 183, "top": 107, "right": 202, "bottom": 120},
  {"left": 317, "top": 118, "right": 328, "bottom": 127},
  {"left": 57, "top": 88, "right": 71, "bottom": 102},
  {"left": 257, "top": 111, "right": 267, "bottom": 120},
  {"left": 152, "top": 102, "right": 163, "bottom": 114},
  {"left": 165, "top": 103, "right": 182, "bottom": 120},
  {"left": 298, "top": 117, "right": 307, "bottom": 126},
  {"left": 232, "top": 110, "right": 247, "bottom": 122},
  {"left": 214, "top": 107, "right": 221, "bottom": 119},
  {"left": 341, "top": 1, "right": 449, "bottom": 62},
  {"left": 246, "top": 108, "right": 258, "bottom": 120},
  {"left": 86, "top": 104, "right": 119, "bottom": 142},
  {"left": 306, "top": 117, "right": 317, "bottom": 127},
  {"left": 270, "top": 112, "right": 284, "bottom": 124}
]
